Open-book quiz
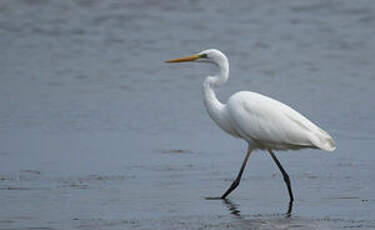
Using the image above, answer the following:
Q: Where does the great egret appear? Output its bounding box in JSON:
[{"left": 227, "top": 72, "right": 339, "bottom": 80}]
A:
[{"left": 166, "top": 49, "right": 335, "bottom": 204}]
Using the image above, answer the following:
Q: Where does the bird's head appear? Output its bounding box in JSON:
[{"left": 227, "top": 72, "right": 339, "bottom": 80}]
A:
[{"left": 166, "top": 49, "right": 228, "bottom": 66}]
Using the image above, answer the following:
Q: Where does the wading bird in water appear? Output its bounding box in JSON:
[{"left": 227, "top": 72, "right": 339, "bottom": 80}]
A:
[{"left": 166, "top": 49, "right": 335, "bottom": 207}]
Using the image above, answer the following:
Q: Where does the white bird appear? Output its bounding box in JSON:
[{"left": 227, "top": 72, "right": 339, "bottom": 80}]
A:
[{"left": 166, "top": 49, "right": 335, "bottom": 205}]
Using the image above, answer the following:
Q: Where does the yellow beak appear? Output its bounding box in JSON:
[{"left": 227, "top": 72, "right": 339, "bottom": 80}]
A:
[{"left": 166, "top": 54, "right": 200, "bottom": 63}]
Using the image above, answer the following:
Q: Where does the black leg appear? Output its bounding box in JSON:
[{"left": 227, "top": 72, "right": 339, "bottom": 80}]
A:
[
  {"left": 220, "top": 145, "right": 253, "bottom": 199},
  {"left": 286, "top": 200, "right": 293, "bottom": 217},
  {"left": 268, "top": 149, "right": 294, "bottom": 203}
]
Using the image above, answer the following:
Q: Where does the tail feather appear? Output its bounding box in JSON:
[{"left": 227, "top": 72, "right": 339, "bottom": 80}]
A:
[{"left": 310, "top": 128, "right": 336, "bottom": 152}]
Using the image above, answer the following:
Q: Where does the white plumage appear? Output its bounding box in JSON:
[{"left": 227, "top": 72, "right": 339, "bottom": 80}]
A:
[
  {"left": 167, "top": 48, "right": 335, "bottom": 205},
  {"left": 226, "top": 91, "right": 335, "bottom": 151}
]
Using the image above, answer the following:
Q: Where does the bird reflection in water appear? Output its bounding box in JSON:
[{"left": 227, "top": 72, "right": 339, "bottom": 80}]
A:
[
  {"left": 223, "top": 199, "right": 241, "bottom": 217},
  {"left": 222, "top": 199, "right": 293, "bottom": 218}
]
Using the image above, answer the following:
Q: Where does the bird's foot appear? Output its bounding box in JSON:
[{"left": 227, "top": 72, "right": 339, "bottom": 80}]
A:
[{"left": 205, "top": 196, "right": 224, "bottom": 200}]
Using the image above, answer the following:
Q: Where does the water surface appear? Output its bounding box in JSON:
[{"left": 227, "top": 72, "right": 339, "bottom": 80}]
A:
[{"left": 1, "top": 0, "right": 375, "bottom": 229}]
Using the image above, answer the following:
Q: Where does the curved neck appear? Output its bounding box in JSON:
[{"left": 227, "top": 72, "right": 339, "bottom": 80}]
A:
[
  {"left": 203, "top": 80, "right": 224, "bottom": 115},
  {"left": 202, "top": 60, "right": 229, "bottom": 123},
  {"left": 205, "top": 59, "right": 229, "bottom": 87}
]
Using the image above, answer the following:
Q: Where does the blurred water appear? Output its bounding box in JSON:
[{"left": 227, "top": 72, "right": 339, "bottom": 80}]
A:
[{"left": 1, "top": 0, "right": 375, "bottom": 229}]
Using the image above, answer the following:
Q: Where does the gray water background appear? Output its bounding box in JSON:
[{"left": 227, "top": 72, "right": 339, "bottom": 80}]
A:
[{"left": 1, "top": 0, "right": 375, "bottom": 229}]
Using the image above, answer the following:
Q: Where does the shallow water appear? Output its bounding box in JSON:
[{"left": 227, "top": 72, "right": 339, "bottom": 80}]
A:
[{"left": 1, "top": 0, "right": 375, "bottom": 229}]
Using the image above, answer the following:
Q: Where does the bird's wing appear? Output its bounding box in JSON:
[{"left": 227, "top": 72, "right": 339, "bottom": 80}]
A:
[{"left": 226, "top": 91, "right": 335, "bottom": 151}]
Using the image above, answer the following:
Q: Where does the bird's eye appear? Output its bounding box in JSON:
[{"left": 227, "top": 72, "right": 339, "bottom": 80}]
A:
[{"left": 200, "top": 53, "right": 208, "bottom": 58}]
